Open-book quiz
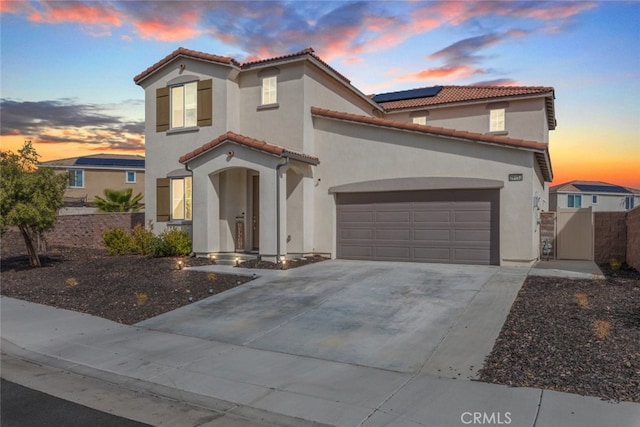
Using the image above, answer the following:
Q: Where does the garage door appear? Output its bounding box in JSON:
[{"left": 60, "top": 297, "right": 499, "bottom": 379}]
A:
[{"left": 336, "top": 190, "right": 499, "bottom": 265}]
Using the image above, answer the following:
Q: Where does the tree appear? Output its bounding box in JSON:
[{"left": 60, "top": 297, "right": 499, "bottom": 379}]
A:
[
  {"left": 93, "top": 188, "right": 144, "bottom": 212},
  {"left": 0, "top": 142, "right": 67, "bottom": 267}
]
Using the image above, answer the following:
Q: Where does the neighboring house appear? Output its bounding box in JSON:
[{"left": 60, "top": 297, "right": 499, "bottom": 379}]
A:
[
  {"left": 39, "top": 154, "right": 145, "bottom": 207},
  {"left": 550, "top": 181, "right": 639, "bottom": 212},
  {"left": 134, "top": 47, "right": 555, "bottom": 266}
]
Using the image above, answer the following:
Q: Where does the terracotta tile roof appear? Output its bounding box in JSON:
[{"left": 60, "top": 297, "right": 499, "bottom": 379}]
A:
[
  {"left": 311, "top": 107, "right": 552, "bottom": 181},
  {"left": 240, "top": 47, "right": 351, "bottom": 84},
  {"left": 179, "top": 131, "right": 319, "bottom": 165},
  {"left": 378, "top": 85, "right": 556, "bottom": 130},
  {"left": 134, "top": 47, "right": 240, "bottom": 84}
]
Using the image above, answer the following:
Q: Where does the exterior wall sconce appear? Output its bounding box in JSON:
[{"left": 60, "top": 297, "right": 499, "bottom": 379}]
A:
[{"left": 227, "top": 151, "right": 235, "bottom": 158}]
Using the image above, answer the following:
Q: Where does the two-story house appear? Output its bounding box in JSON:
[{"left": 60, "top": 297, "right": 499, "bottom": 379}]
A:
[
  {"left": 134, "top": 47, "right": 555, "bottom": 266},
  {"left": 39, "top": 153, "right": 145, "bottom": 209},
  {"left": 550, "top": 180, "right": 639, "bottom": 212}
]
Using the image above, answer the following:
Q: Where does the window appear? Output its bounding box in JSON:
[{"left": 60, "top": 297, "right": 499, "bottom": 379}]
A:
[
  {"left": 171, "top": 177, "right": 192, "bottom": 220},
  {"left": 412, "top": 116, "right": 427, "bottom": 125},
  {"left": 490, "top": 108, "right": 505, "bottom": 132},
  {"left": 567, "top": 194, "right": 582, "bottom": 208},
  {"left": 171, "top": 81, "right": 197, "bottom": 129},
  {"left": 261, "top": 76, "right": 277, "bottom": 105},
  {"left": 592, "top": 195, "right": 598, "bottom": 204},
  {"left": 126, "top": 171, "right": 136, "bottom": 183},
  {"left": 68, "top": 169, "right": 84, "bottom": 188},
  {"left": 626, "top": 196, "right": 635, "bottom": 210},
  {"left": 156, "top": 79, "right": 212, "bottom": 132}
]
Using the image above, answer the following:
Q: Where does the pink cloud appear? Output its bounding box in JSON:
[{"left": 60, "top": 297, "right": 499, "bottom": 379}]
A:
[
  {"left": 28, "top": 2, "right": 123, "bottom": 26},
  {"left": 134, "top": 11, "right": 201, "bottom": 42},
  {"left": 398, "top": 65, "right": 483, "bottom": 82},
  {"left": 343, "top": 56, "right": 364, "bottom": 65}
]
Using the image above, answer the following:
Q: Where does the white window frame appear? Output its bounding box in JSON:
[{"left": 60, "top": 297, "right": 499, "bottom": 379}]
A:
[
  {"left": 126, "top": 171, "right": 136, "bottom": 184},
  {"left": 567, "top": 194, "right": 582, "bottom": 208},
  {"left": 625, "top": 196, "right": 635, "bottom": 210},
  {"left": 592, "top": 195, "right": 598, "bottom": 204},
  {"left": 261, "top": 76, "right": 277, "bottom": 105},
  {"left": 490, "top": 108, "right": 505, "bottom": 132},
  {"left": 412, "top": 116, "right": 427, "bottom": 126},
  {"left": 171, "top": 177, "right": 192, "bottom": 221},
  {"left": 68, "top": 169, "right": 84, "bottom": 188},
  {"left": 171, "top": 81, "right": 197, "bottom": 129}
]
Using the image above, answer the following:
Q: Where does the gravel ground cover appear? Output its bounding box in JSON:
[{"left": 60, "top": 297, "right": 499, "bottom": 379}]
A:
[{"left": 479, "top": 266, "right": 640, "bottom": 403}]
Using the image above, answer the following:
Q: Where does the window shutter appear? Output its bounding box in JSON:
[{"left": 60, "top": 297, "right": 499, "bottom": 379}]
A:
[
  {"left": 197, "top": 79, "right": 212, "bottom": 127},
  {"left": 156, "top": 178, "right": 170, "bottom": 222},
  {"left": 156, "top": 87, "right": 170, "bottom": 132}
]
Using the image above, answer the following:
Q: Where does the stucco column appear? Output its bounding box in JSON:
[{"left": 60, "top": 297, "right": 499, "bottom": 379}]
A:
[
  {"left": 192, "top": 170, "right": 219, "bottom": 254},
  {"left": 258, "top": 166, "right": 287, "bottom": 263}
]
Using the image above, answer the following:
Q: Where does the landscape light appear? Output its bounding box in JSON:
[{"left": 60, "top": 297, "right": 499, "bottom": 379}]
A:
[{"left": 177, "top": 260, "right": 183, "bottom": 270}]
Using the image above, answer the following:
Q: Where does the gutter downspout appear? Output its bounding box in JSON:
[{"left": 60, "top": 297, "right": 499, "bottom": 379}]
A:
[{"left": 276, "top": 156, "right": 289, "bottom": 263}]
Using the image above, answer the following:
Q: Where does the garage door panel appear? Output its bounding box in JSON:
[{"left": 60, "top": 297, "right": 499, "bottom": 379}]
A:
[
  {"left": 454, "top": 248, "right": 491, "bottom": 264},
  {"left": 455, "top": 210, "right": 491, "bottom": 223},
  {"left": 454, "top": 229, "right": 490, "bottom": 242},
  {"left": 340, "top": 228, "right": 374, "bottom": 240},
  {"left": 376, "top": 229, "right": 411, "bottom": 241},
  {"left": 340, "top": 245, "right": 374, "bottom": 258},
  {"left": 375, "top": 246, "right": 411, "bottom": 259},
  {"left": 413, "top": 211, "right": 451, "bottom": 223},
  {"left": 376, "top": 211, "right": 410, "bottom": 223},
  {"left": 413, "top": 229, "right": 451, "bottom": 241},
  {"left": 340, "top": 211, "right": 373, "bottom": 224},
  {"left": 413, "top": 247, "right": 451, "bottom": 262},
  {"left": 337, "top": 190, "right": 497, "bottom": 265}
]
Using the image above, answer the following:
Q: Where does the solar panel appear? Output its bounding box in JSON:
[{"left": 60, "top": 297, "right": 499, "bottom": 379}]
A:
[
  {"left": 573, "top": 184, "right": 630, "bottom": 194},
  {"left": 75, "top": 157, "right": 145, "bottom": 168},
  {"left": 372, "top": 86, "right": 443, "bottom": 103}
]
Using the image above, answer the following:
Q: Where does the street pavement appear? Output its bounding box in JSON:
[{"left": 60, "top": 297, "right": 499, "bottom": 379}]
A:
[{"left": 2, "top": 260, "right": 639, "bottom": 427}]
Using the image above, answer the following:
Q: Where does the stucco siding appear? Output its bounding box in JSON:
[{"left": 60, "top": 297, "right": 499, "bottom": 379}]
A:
[
  {"left": 312, "top": 118, "right": 541, "bottom": 264},
  {"left": 385, "top": 98, "right": 548, "bottom": 143},
  {"left": 55, "top": 169, "right": 145, "bottom": 204}
]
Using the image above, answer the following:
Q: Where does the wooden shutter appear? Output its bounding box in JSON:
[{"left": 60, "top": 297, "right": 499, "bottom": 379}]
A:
[
  {"left": 156, "top": 178, "right": 170, "bottom": 222},
  {"left": 197, "top": 79, "right": 212, "bottom": 127},
  {"left": 156, "top": 87, "right": 170, "bottom": 132}
]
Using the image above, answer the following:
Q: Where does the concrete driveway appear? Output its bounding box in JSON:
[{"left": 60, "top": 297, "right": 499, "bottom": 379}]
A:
[{"left": 138, "top": 260, "right": 504, "bottom": 373}]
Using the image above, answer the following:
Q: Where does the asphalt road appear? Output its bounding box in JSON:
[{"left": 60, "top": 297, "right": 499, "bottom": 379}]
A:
[{"left": 1, "top": 379, "right": 152, "bottom": 427}]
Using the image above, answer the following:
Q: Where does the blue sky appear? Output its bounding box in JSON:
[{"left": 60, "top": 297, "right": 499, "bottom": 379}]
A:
[{"left": 1, "top": 1, "right": 639, "bottom": 187}]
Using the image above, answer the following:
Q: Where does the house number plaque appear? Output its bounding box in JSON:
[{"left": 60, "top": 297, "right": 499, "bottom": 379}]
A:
[{"left": 509, "top": 173, "right": 523, "bottom": 182}]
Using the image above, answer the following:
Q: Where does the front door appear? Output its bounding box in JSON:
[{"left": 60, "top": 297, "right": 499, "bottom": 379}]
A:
[{"left": 252, "top": 175, "right": 260, "bottom": 250}]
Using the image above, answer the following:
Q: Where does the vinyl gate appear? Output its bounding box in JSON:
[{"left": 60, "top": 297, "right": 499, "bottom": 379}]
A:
[{"left": 556, "top": 208, "right": 594, "bottom": 260}]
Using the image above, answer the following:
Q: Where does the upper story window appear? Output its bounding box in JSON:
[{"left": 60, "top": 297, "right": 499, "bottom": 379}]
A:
[
  {"left": 261, "top": 76, "right": 277, "bottom": 105},
  {"left": 171, "top": 82, "right": 197, "bottom": 129},
  {"left": 412, "top": 116, "right": 427, "bottom": 126},
  {"left": 490, "top": 108, "right": 505, "bottom": 132},
  {"left": 156, "top": 78, "right": 212, "bottom": 132},
  {"left": 567, "top": 194, "right": 582, "bottom": 208},
  {"left": 126, "top": 171, "right": 136, "bottom": 184},
  {"left": 68, "top": 169, "right": 84, "bottom": 188},
  {"left": 592, "top": 195, "right": 598, "bottom": 204}
]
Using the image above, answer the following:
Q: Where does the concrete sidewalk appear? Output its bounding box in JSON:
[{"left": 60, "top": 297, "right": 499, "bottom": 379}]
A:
[{"left": 2, "top": 296, "right": 638, "bottom": 427}]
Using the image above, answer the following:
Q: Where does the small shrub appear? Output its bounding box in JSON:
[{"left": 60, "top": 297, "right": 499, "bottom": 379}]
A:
[
  {"left": 159, "top": 227, "right": 192, "bottom": 256},
  {"left": 102, "top": 227, "right": 132, "bottom": 255},
  {"left": 610, "top": 258, "right": 622, "bottom": 271},
  {"left": 131, "top": 224, "right": 156, "bottom": 255},
  {"left": 150, "top": 236, "right": 174, "bottom": 257},
  {"left": 593, "top": 319, "right": 611, "bottom": 340},
  {"left": 135, "top": 292, "right": 148, "bottom": 306}
]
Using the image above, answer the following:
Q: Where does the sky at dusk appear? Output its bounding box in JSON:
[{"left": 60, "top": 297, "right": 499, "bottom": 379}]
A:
[{"left": 1, "top": 0, "right": 639, "bottom": 188}]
